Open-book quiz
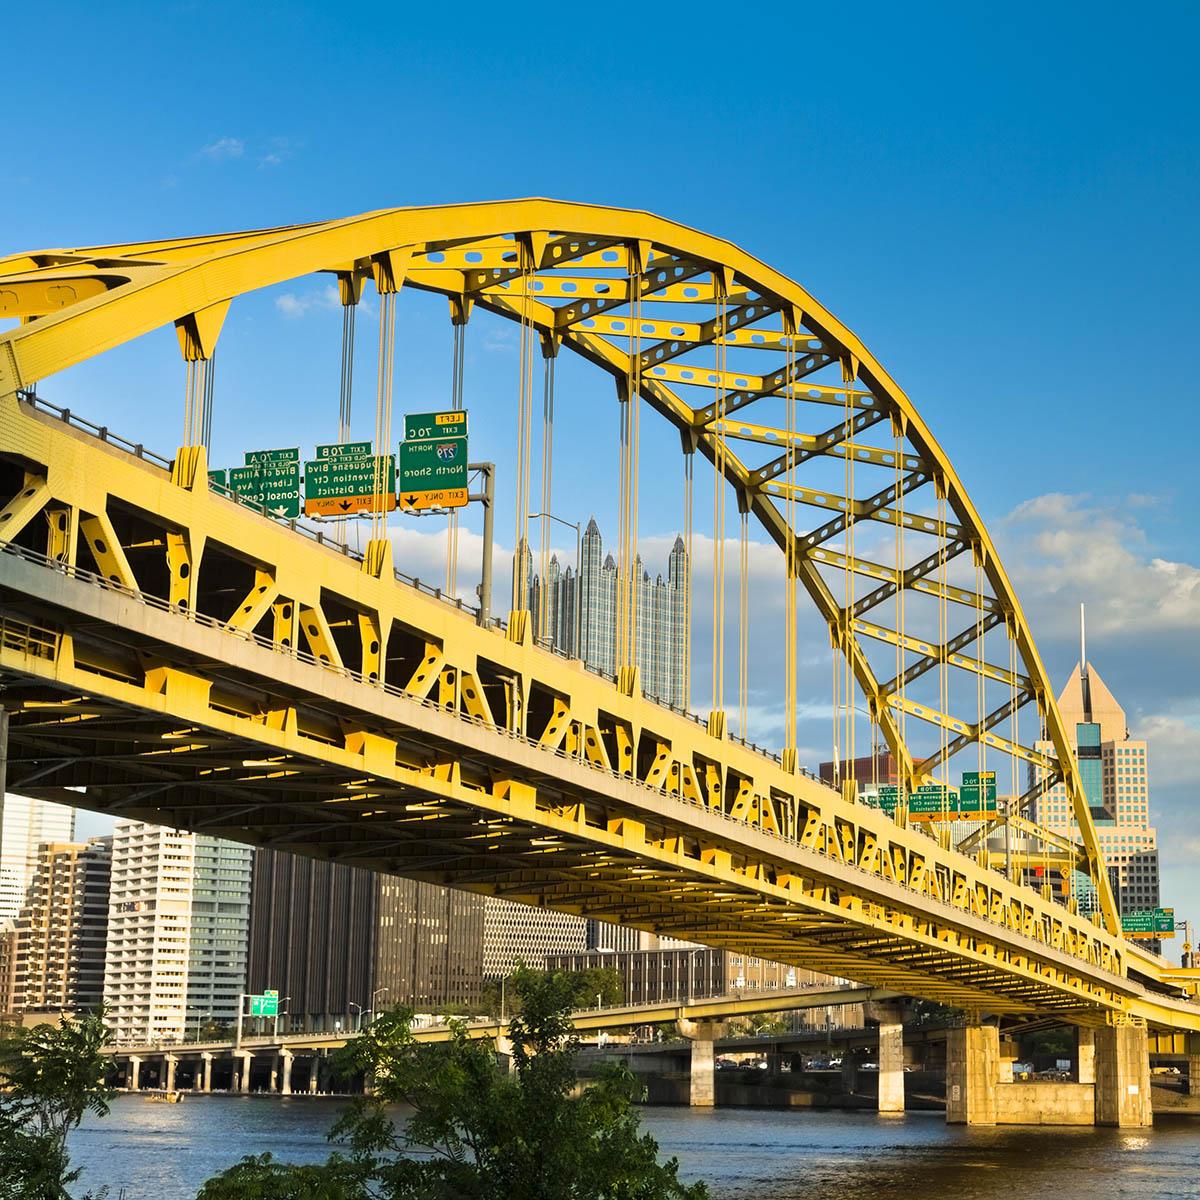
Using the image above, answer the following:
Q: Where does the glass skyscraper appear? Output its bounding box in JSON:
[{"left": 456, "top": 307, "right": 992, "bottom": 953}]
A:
[{"left": 520, "top": 518, "right": 688, "bottom": 710}]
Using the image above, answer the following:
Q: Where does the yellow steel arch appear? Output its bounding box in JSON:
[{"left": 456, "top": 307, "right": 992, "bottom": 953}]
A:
[{"left": 0, "top": 200, "right": 1117, "bottom": 934}]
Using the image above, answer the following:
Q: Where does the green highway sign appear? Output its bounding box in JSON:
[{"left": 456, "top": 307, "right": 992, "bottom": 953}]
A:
[
  {"left": 398, "top": 435, "right": 468, "bottom": 511},
  {"left": 908, "top": 784, "right": 958, "bottom": 815},
  {"left": 961, "top": 770, "right": 998, "bottom": 808},
  {"left": 244, "top": 447, "right": 299, "bottom": 465},
  {"left": 1122, "top": 908, "right": 1175, "bottom": 937},
  {"left": 207, "top": 469, "right": 228, "bottom": 488},
  {"left": 304, "top": 454, "right": 396, "bottom": 517},
  {"left": 315, "top": 440, "right": 373, "bottom": 459},
  {"left": 228, "top": 460, "right": 300, "bottom": 518},
  {"left": 248, "top": 990, "right": 280, "bottom": 1017},
  {"left": 874, "top": 781, "right": 996, "bottom": 821},
  {"left": 404, "top": 410, "right": 467, "bottom": 442}
]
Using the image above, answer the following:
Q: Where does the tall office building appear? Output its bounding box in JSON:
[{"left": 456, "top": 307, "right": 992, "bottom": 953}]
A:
[
  {"left": 0, "top": 794, "right": 75, "bottom": 924},
  {"left": 1030, "top": 652, "right": 1159, "bottom": 920},
  {"left": 103, "top": 821, "right": 252, "bottom": 1044},
  {"left": 521, "top": 520, "right": 688, "bottom": 709},
  {"left": 247, "top": 850, "right": 486, "bottom": 1030},
  {"left": 10, "top": 838, "right": 111, "bottom": 1016}
]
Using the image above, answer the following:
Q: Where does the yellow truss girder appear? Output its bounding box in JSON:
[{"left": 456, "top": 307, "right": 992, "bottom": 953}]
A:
[{"left": 0, "top": 199, "right": 1119, "bottom": 936}]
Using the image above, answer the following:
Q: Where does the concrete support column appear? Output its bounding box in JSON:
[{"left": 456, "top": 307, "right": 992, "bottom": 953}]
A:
[
  {"left": 1187, "top": 1033, "right": 1200, "bottom": 1098},
  {"left": 164, "top": 1054, "right": 178, "bottom": 1093},
  {"left": 679, "top": 1019, "right": 727, "bottom": 1108},
  {"left": 946, "top": 1021, "right": 999, "bottom": 1125},
  {"left": 309, "top": 1056, "right": 320, "bottom": 1093},
  {"left": 840, "top": 1054, "right": 858, "bottom": 1096},
  {"left": 690, "top": 1037, "right": 715, "bottom": 1108},
  {"left": 235, "top": 1050, "right": 252, "bottom": 1093},
  {"left": 128, "top": 1056, "right": 142, "bottom": 1092},
  {"left": 280, "top": 1049, "right": 294, "bottom": 1096},
  {"left": 1077, "top": 1028, "right": 1096, "bottom": 1084},
  {"left": 1095, "top": 1022, "right": 1152, "bottom": 1127},
  {"left": 201, "top": 1052, "right": 213, "bottom": 1093},
  {"left": 869, "top": 1001, "right": 906, "bottom": 1115},
  {"left": 878, "top": 1022, "right": 906, "bottom": 1113}
]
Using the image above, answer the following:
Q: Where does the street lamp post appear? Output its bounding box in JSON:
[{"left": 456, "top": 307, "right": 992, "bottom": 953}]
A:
[
  {"left": 188, "top": 1006, "right": 211, "bottom": 1043},
  {"left": 528, "top": 511, "right": 582, "bottom": 659},
  {"left": 372, "top": 987, "right": 390, "bottom": 1013},
  {"left": 349, "top": 1001, "right": 363, "bottom": 1032},
  {"left": 274, "top": 996, "right": 292, "bottom": 1040}
]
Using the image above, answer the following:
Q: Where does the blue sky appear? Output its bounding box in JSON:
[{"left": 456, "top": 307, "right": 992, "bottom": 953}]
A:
[{"left": 5, "top": 2, "right": 1199, "bottom": 923}]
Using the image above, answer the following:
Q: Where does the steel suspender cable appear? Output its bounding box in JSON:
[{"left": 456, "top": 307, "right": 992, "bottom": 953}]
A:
[
  {"left": 336, "top": 302, "right": 356, "bottom": 541},
  {"left": 340, "top": 302, "right": 356, "bottom": 443},
  {"left": 446, "top": 317, "right": 466, "bottom": 598},
  {"left": 739, "top": 509, "right": 749, "bottom": 738},
  {"left": 937, "top": 486, "right": 950, "bottom": 840},
  {"left": 683, "top": 446, "right": 694, "bottom": 710},
  {"left": 783, "top": 321, "right": 798, "bottom": 759},
  {"left": 711, "top": 288, "right": 728, "bottom": 718},
  {"left": 513, "top": 252, "right": 535, "bottom": 613},
  {"left": 372, "top": 291, "right": 397, "bottom": 546},
  {"left": 537, "top": 348, "right": 555, "bottom": 641},
  {"left": 201, "top": 352, "right": 216, "bottom": 451},
  {"left": 616, "top": 261, "right": 643, "bottom": 672},
  {"left": 1010, "top": 631, "right": 1020, "bottom": 884},
  {"left": 842, "top": 362, "right": 856, "bottom": 793},
  {"left": 974, "top": 553, "right": 986, "bottom": 858},
  {"left": 895, "top": 419, "right": 908, "bottom": 820}
]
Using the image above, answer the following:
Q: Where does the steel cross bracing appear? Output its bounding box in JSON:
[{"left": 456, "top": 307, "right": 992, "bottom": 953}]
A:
[{"left": 0, "top": 200, "right": 1194, "bottom": 1032}]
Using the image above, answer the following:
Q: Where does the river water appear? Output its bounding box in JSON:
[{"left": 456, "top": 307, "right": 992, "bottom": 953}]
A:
[{"left": 69, "top": 1096, "right": 1200, "bottom": 1199}]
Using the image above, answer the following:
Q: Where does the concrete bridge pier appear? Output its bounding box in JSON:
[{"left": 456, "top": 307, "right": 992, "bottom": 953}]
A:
[
  {"left": 280, "top": 1049, "right": 294, "bottom": 1096},
  {"left": 840, "top": 1054, "right": 858, "bottom": 1096},
  {"left": 1077, "top": 1028, "right": 1096, "bottom": 1084},
  {"left": 309, "top": 1055, "right": 321, "bottom": 1093},
  {"left": 200, "top": 1052, "right": 213, "bottom": 1093},
  {"left": 867, "top": 1001, "right": 906, "bottom": 1114},
  {"left": 946, "top": 1020, "right": 998, "bottom": 1125},
  {"left": 679, "top": 1019, "right": 728, "bottom": 1107},
  {"left": 234, "top": 1050, "right": 252, "bottom": 1093},
  {"left": 1094, "top": 1021, "right": 1152, "bottom": 1127},
  {"left": 164, "top": 1053, "right": 178, "bottom": 1093},
  {"left": 128, "top": 1055, "right": 142, "bottom": 1092},
  {"left": 1187, "top": 1033, "right": 1200, "bottom": 1098}
]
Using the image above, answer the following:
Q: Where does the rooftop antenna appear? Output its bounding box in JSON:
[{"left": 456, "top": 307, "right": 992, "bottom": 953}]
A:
[
  {"left": 1080, "top": 602, "right": 1092, "bottom": 720},
  {"left": 1080, "top": 602, "right": 1087, "bottom": 676}
]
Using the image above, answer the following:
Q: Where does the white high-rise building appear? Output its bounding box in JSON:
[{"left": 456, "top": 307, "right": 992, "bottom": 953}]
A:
[
  {"left": 0, "top": 794, "right": 75, "bottom": 924},
  {"left": 103, "top": 821, "right": 252, "bottom": 1044}
]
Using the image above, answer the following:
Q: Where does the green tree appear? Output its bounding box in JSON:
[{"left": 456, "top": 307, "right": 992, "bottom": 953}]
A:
[
  {"left": 0, "top": 1013, "right": 115, "bottom": 1200},
  {"left": 198, "top": 968, "right": 707, "bottom": 1200},
  {"left": 480, "top": 965, "right": 624, "bottom": 1019}
]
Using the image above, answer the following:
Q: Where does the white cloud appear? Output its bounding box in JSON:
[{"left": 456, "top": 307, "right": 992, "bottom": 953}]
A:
[
  {"left": 1001, "top": 492, "right": 1200, "bottom": 638},
  {"left": 275, "top": 285, "right": 342, "bottom": 319},
  {"left": 258, "top": 137, "right": 297, "bottom": 168},
  {"left": 198, "top": 136, "right": 245, "bottom": 161},
  {"left": 997, "top": 491, "right": 1200, "bottom": 919}
]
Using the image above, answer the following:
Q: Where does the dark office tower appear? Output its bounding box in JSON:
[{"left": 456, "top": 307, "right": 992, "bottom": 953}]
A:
[
  {"left": 247, "top": 850, "right": 377, "bottom": 1032},
  {"left": 377, "top": 878, "right": 485, "bottom": 1010},
  {"left": 248, "top": 850, "right": 486, "bottom": 1031}
]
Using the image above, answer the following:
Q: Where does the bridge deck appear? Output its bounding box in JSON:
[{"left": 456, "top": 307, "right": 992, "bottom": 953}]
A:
[{"left": 0, "top": 395, "right": 1196, "bottom": 1032}]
